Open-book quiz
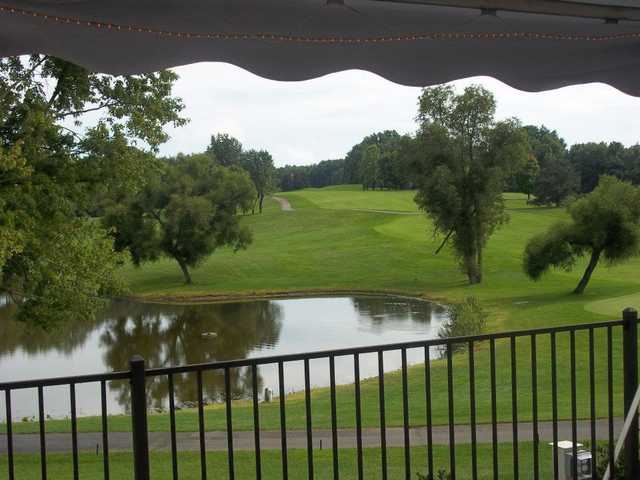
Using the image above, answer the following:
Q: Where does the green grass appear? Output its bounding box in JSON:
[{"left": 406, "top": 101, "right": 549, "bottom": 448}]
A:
[
  {"left": 0, "top": 443, "right": 559, "bottom": 479},
  {"left": 4, "top": 185, "right": 638, "bottom": 435}
]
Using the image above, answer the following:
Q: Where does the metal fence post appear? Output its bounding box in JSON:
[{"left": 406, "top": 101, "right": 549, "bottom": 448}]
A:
[
  {"left": 623, "top": 308, "right": 639, "bottom": 479},
  {"left": 130, "top": 355, "right": 150, "bottom": 480}
]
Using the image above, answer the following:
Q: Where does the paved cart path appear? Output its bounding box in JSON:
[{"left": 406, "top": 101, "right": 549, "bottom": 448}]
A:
[
  {"left": 272, "top": 196, "right": 294, "bottom": 211},
  {"left": 0, "top": 419, "right": 623, "bottom": 454}
]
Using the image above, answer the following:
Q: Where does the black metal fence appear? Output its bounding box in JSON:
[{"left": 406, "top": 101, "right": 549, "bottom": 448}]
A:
[{"left": 1, "top": 309, "right": 640, "bottom": 479}]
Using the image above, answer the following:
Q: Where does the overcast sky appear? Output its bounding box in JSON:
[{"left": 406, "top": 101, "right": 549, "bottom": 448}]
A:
[{"left": 158, "top": 62, "right": 640, "bottom": 167}]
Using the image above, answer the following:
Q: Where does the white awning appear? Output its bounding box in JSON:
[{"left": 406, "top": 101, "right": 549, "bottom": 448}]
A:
[{"left": 2, "top": 1, "right": 640, "bottom": 95}]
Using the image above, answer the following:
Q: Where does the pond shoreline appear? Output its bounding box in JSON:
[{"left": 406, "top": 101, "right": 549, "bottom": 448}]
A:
[{"left": 130, "top": 288, "right": 447, "bottom": 307}]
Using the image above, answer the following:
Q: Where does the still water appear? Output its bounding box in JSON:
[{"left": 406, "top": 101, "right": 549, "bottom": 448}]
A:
[{"left": 0, "top": 296, "right": 447, "bottom": 420}]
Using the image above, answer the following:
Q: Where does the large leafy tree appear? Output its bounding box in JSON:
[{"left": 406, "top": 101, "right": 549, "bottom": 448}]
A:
[
  {"left": 524, "top": 125, "right": 576, "bottom": 206},
  {"left": 524, "top": 176, "right": 640, "bottom": 294},
  {"left": 240, "top": 149, "right": 276, "bottom": 213},
  {"left": 104, "top": 154, "right": 256, "bottom": 285},
  {"left": 414, "top": 85, "right": 529, "bottom": 284},
  {"left": 0, "top": 55, "right": 186, "bottom": 326},
  {"left": 206, "top": 133, "right": 243, "bottom": 167}
]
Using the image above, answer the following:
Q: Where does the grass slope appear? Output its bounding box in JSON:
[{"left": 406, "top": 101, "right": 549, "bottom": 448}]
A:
[{"left": 0, "top": 443, "right": 556, "bottom": 480}]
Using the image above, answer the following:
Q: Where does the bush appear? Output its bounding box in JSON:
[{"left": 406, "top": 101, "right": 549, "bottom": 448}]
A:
[
  {"left": 438, "top": 297, "right": 487, "bottom": 352},
  {"left": 595, "top": 444, "right": 624, "bottom": 479}
]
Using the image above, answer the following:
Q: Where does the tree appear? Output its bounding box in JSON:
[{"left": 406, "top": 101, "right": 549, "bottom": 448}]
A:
[
  {"left": 438, "top": 297, "right": 487, "bottom": 352},
  {"left": 622, "top": 144, "right": 640, "bottom": 185},
  {"left": 414, "top": 85, "right": 529, "bottom": 284},
  {"left": 240, "top": 149, "right": 276, "bottom": 213},
  {"left": 276, "top": 159, "right": 346, "bottom": 192},
  {"left": 515, "top": 154, "right": 539, "bottom": 202},
  {"left": 0, "top": 55, "right": 186, "bottom": 326},
  {"left": 104, "top": 154, "right": 256, "bottom": 284},
  {"left": 343, "top": 130, "right": 405, "bottom": 187},
  {"left": 277, "top": 164, "right": 310, "bottom": 191},
  {"left": 307, "top": 159, "right": 344, "bottom": 188},
  {"left": 361, "top": 144, "right": 380, "bottom": 190},
  {"left": 206, "top": 133, "right": 243, "bottom": 167},
  {"left": 569, "top": 141, "right": 625, "bottom": 193},
  {"left": 533, "top": 156, "right": 577, "bottom": 206},
  {"left": 523, "top": 176, "right": 640, "bottom": 294},
  {"left": 522, "top": 125, "right": 577, "bottom": 206}
]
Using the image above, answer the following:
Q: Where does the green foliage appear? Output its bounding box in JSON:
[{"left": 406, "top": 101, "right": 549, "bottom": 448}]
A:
[
  {"left": 206, "top": 133, "right": 243, "bottom": 167},
  {"left": 361, "top": 144, "right": 380, "bottom": 190},
  {"left": 569, "top": 141, "right": 626, "bottom": 194},
  {"left": 414, "top": 85, "right": 529, "bottom": 284},
  {"left": 344, "top": 130, "right": 412, "bottom": 189},
  {"left": 277, "top": 159, "right": 345, "bottom": 191},
  {"left": 524, "top": 176, "right": 640, "bottom": 293},
  {"left": 522, "top": 222, "right": 576, "bottom": 280},
  {"left": 9, "top": 222, "right": 128, "bottom": 328},
  {"left": 438, "top": 297, "right": 487, "bottom": 350},
  {"left": 104, "top": 154, "right": 256, "bottom": 284},
  {"left": 0, "top": 55, "right": 186, "bottom": 325},
  {"left": 240, "top": 149, "right": 276, "bottom": 213},
  {"left": 515, "top": 154, "right": 539, "bottom": 201},
  {"left": 523, "top": 125, "right": 576, "bottom": 206},
  {"left": 595, "top": 444, "right": 624, "bottom": 479}
]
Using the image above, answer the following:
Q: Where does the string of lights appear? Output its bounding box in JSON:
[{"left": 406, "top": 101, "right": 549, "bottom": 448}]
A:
[{"left": 1, "top": 3, "right": 640, "bottom": 43}]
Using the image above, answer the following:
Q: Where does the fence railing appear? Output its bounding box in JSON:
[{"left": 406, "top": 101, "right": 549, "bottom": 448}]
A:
[{"left": 1, "top": 309, "right": 640, "bottom": 479}]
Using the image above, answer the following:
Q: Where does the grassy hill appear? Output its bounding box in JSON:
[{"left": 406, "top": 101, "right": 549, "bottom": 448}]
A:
[
  {"left": 125, "top": 185, "right": 639, "bottom": 328},
  {"left": 115, "top": 185, "right": 638, "bottom": 430}
]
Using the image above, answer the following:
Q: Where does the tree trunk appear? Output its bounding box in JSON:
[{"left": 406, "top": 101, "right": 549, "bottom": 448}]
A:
[
  {"left": 573, "top": 249, "right": 601, "bottom": 294},
  {"left": 476, "top": 232, "right": 483, "bottom": 284},
  {"left": 176, "top": 258, "right": 192, "bottom": 284},
  {"left": 259, "top": 194, "right": 264, "bottom": 213},
  {"left": 464, "top": 252, "right": 482, "bottom": 284}
]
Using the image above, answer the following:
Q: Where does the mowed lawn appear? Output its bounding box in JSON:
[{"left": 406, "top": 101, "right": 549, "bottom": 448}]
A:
[
  {"left": 0, "top": 443, "right": 557, "bottom": 480},
  {"left": 127, "top": 185, "right": 638, "bottom": 325},
  {"left": 4, "top": 186, "right": 639, "bottom": 436}
]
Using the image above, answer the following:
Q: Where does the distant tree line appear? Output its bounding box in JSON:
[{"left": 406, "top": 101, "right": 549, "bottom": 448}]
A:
[
  {"left": 277, "top": 159, "right": 345, "bottom": 191},
  {"left": 505, "top": 126, "right": 640, "bottom": 206},
  {"left": 277, "top": 124, "right": 640, "bottom": 210}
]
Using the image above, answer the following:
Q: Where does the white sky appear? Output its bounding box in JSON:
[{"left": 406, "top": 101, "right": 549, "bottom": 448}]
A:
[{"left": 158, "top": 62, "right": 640, "bottom": 167}]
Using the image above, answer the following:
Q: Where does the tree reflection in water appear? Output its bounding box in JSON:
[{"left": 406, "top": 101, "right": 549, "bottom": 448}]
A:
[
  {"left": 0, "top": 295, "right": 443, "bottom": 417},
  {"left": 351, "top": 296, "right": 446, "bottom": 330},
  {"left": 99, "top": 300, "right": 283, "bottom": 411},
  {"left": 0, "top": 298, "right": 98, "bottom": 356}
]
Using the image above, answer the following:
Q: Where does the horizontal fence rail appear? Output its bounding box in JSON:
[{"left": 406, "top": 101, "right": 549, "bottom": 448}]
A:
[{"left": 1, "top": 311, "right": 639, "bottom": 479}]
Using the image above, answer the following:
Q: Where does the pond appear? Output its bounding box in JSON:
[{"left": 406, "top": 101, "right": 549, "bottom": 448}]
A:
[{"left": 0, "top": 295, "right": 448, "bottom": 420}]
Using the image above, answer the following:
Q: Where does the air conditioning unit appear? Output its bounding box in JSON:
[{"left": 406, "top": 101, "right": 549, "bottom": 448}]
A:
[{"left": 549, "top": 441, "right": 593, "bottom": 480}]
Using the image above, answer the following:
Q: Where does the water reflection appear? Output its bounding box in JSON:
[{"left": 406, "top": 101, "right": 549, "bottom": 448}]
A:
[
  {"left": 100, "top": 301, "right": 282, "bottom": 411},
  {"left": 352, "top": 296, "right": 443, "bottom": 331},
  {"left": 0, "top": 301, "right": 97, "bottom": 357},
  {"left": 0, "top": 295, "right": 446, "bottom": 419}
]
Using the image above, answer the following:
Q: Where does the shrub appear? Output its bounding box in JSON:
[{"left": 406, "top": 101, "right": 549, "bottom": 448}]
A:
[
  {"left": 595, "top": 444, "right": 624, "bottom": 479},
  {"left": 438, "top": 297, "right": 487, "bottom": 352}
]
